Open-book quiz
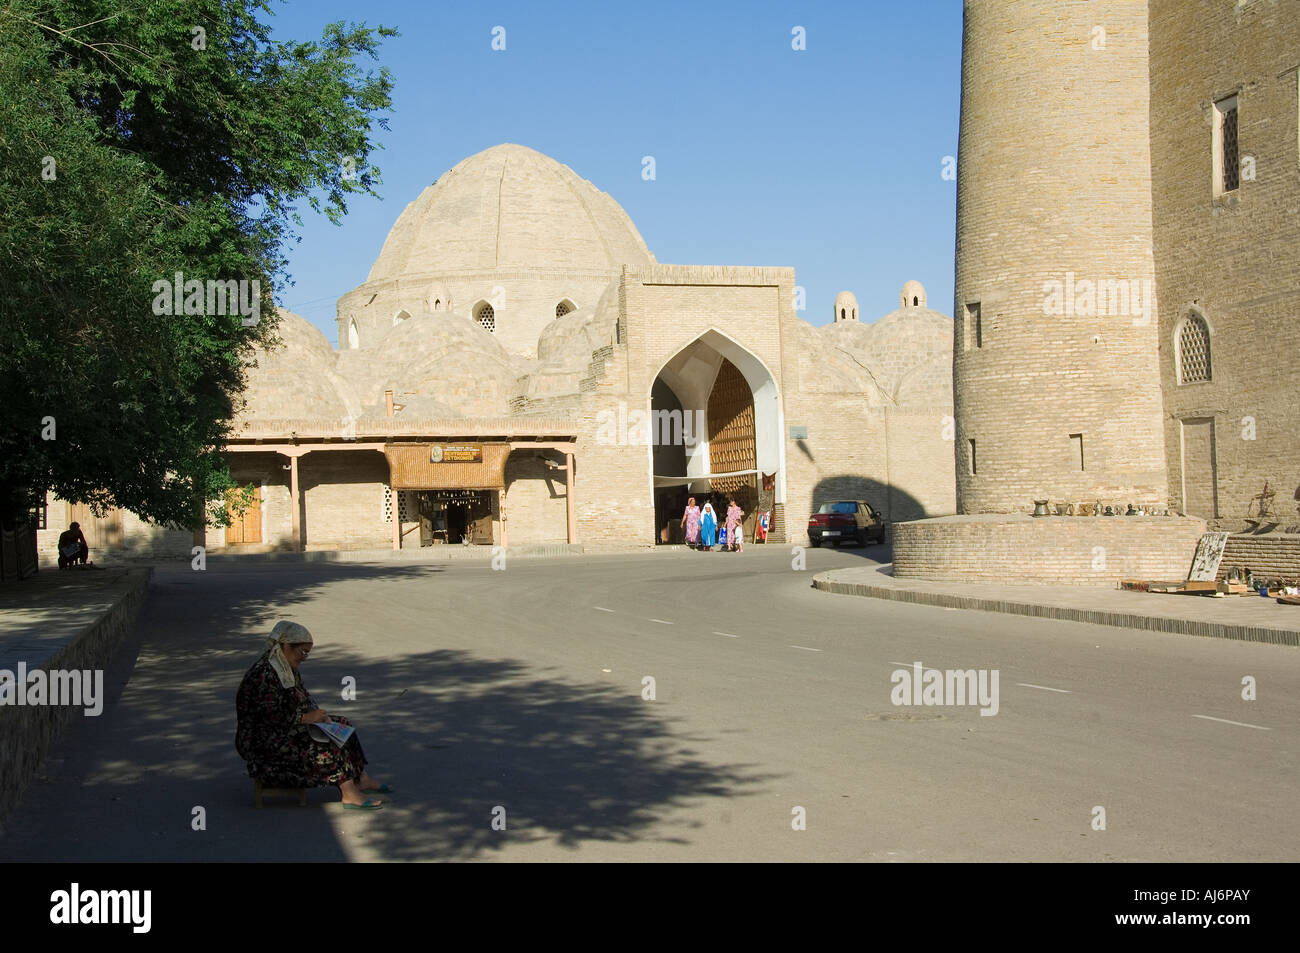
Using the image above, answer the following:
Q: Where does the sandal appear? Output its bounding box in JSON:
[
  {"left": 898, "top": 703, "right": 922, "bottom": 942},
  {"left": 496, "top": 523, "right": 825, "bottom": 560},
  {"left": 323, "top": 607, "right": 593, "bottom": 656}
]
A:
[
  {"left": 362, "top": 784, "right": 394, "bottom": 794},
  {"left": 342, "top": 799, "right": 384, "bottom": 811}
]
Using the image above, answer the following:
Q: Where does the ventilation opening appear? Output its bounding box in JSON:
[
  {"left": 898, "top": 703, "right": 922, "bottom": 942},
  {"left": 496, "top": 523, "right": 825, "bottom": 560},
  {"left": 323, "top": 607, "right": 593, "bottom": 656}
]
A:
[
  {"left": 1178, "top": 315, "right": 1212, "bottom": 383},
  {"left": 964, "top": 302, "right": 982, "bottom": 350},
  {"left": 474, "top": 302, "right": 496, "bottom": 333},
  {"left": 555, "top": 299, "right": 576, "bottom": 319}
]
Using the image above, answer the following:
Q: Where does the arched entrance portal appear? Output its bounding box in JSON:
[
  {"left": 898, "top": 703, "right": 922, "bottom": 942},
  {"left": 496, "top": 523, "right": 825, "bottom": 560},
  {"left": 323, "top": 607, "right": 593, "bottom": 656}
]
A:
[{"left": 650, "top": 330, "right": 784, "bottom": 545}]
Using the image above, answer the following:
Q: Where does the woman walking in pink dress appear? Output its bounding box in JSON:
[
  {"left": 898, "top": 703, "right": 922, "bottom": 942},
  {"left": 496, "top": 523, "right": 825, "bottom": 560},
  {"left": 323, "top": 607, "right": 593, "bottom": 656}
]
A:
[
  {"left": 681, "top": 497, "right": 702, "bottom": 549},
  {"left": 724, "top": 499, "right": 744, "bottom": 553}
]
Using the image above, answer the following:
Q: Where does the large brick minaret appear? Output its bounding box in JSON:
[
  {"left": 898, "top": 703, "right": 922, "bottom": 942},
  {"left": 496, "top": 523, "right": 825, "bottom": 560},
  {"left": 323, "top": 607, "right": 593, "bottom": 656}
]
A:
[{"left": 952, "top": 0, "right": 1168, "bottom": 513}]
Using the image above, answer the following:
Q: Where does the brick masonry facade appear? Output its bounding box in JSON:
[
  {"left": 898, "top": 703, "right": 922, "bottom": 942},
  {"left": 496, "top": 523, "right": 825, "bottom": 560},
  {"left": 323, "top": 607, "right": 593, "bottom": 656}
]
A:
[
  {"left": 893, "top": 515, "right": 1208, "bottom": 585},
  {"left": 1149, "top": 0, "right": 1300, "bottom": 529},
  {"left": 954, "top": 0, "right": 1169, "bottom": 515}
]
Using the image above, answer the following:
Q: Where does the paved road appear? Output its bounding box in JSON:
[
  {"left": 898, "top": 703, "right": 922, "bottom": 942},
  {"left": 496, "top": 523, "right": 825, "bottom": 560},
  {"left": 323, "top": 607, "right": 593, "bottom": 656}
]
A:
[{"left": 3, "top": 546, "right": 1297, "bottom": 861}]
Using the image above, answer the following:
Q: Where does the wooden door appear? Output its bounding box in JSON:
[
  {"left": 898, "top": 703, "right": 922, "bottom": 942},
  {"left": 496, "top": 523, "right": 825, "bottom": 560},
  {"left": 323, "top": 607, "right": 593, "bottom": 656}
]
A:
[
  {"left": 225, "top": 486, "right": 262, "bottom": 544},
  {"left": 65, "top": 502, "right": 124, "bottom": 550},
  {"left": 1180, "top": 418, "right": 1218, "bottom": 519},
  {"left": 468, "top": 495, "right": 494, "bottom": 544}
]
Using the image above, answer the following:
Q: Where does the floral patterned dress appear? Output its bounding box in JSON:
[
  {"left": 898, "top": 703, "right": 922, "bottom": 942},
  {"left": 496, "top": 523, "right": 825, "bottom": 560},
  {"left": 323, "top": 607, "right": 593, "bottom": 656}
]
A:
[
  {"left": 725, "top": 504, "right": 743, "bottom": 540},
  {"left": 235, "top": 650, "right": 367, "bottom": 787},
  {"left": 683, "top": 505, "right": 702, "bottom": 544}
]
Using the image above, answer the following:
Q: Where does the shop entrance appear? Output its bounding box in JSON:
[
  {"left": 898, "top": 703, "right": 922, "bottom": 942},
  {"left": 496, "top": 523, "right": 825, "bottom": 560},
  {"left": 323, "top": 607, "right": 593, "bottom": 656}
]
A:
[
  {"left": 651, "top": 334, "right": 774, "bottom": 545},
  {"left": 415, "top": 490, "right": 494, "bottom": 545}
]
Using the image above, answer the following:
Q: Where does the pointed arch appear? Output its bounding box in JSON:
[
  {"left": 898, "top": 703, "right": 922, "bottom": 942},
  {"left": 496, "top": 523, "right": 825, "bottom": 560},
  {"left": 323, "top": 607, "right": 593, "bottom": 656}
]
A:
[
  {"left": 1174, "top": 307, "right": 1212, "bottom": 384},
  {"left": 472, "top": 299, "right": 496, "bottom": 333},
  {"left": 650, "top": 328, "right": 786, "bottom": 504}
]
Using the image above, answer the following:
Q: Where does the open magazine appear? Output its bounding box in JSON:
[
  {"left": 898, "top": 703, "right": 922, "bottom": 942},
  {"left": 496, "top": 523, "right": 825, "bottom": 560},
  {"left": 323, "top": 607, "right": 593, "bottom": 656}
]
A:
[{"left": 307, "top": 719, "right": 355, "bottom": 748}]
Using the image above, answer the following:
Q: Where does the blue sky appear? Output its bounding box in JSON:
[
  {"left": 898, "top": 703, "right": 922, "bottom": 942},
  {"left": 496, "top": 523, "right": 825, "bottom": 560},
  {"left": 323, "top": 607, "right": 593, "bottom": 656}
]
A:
[{"left": 269, "top": 0, "right": 962, "bottom": 345}]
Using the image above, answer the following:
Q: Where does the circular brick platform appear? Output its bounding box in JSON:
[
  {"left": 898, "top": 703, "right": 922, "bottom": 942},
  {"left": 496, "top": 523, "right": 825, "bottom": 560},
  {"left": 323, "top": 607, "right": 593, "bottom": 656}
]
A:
[{"left": 892, "top": 514, "right": 1207, "bottom": 585}]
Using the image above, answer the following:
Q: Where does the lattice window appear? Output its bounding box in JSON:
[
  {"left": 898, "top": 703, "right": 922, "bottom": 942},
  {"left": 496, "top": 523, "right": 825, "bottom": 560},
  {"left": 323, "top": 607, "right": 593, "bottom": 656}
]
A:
[
  {"left": 384, "top": 485, "right": 393, "bottom": 523},
  {"left": 1222, "top": 103, "right": 1239, "bottom": 192},
  {"left": 475, "top": 303, "right": 495, "bottom": 333},
  {"left": 555, "top": 300, "right": 575, "bottom": 319},
  {"left": 1215, "top": 96, "right": 1239, "bottom": 195},
  {"left": 1178, "top": 315, "right": 1212, "bottom": 383}
]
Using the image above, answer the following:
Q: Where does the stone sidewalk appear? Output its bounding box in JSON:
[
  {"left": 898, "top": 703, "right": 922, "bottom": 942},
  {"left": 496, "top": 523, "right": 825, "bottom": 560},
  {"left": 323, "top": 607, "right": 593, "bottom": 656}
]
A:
[{"left": 813, "top": 564, "right": 1300, "bottom": 647}]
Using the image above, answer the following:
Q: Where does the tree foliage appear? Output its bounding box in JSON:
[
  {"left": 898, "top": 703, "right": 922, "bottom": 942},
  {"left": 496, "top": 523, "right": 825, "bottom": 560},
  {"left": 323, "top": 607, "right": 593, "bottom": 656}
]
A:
[{"left": 0, "top": 0, "right": 395, "bottom": 527}]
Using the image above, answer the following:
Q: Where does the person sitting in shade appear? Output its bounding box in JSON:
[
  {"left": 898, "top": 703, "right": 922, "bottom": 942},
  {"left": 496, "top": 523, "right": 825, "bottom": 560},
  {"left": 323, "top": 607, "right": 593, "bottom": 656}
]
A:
[
  {"left": 235, "top": 621, "right": 390, "bottom": 811},
  {"left": 57, "top": 522, "right": 89, "bottom": 569}
]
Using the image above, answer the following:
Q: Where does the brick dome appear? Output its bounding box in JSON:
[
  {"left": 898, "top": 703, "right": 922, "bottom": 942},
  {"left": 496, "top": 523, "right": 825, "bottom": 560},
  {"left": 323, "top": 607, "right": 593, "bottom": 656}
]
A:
[{"left": 367, "top": 144, "right": 655, "bottom": 283}]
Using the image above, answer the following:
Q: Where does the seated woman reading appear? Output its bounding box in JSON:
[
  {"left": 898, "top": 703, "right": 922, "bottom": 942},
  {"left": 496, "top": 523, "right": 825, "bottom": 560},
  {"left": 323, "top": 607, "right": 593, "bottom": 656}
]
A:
[{"left": 236, "top": 621, "right": 389, "bottom": 811}]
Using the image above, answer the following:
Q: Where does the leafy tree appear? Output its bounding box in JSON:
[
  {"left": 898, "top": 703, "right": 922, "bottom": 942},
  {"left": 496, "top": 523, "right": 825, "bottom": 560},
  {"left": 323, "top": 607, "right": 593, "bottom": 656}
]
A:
[{"left": 0, "top": 0, "right": 395, "bottom": 528}]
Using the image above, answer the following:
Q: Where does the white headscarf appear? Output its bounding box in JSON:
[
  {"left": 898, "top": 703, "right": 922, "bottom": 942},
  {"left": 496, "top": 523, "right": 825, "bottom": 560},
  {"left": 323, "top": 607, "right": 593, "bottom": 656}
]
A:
[
  {"left": 265, "top": 620, "right": 313, "bottom": 689},
  {"left": 701, "top": 503, "right": 716, "bottom": 518}
]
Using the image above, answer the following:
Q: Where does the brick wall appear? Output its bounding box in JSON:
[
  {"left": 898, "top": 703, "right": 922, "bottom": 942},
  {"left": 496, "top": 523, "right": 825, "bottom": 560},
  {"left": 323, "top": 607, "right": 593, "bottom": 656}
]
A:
[
  {"left": 299, "top": 450, "right": 391, "bottom": 550},
  {"left": 1149, "top": 0, "right": 1300, "bottom": 524},
  {"left": 893, "top": 514, "right": 1207, "bottom": 584},
  {"left": 954, "top": 0, "right": 1169, "bottom": 513},
  {"left": 1217, "top": 534, "right": 1300, "bottom": 584},
  {"left": 38, "top": 496, "right": 193, "bottom": 564},
  {"left": 504, "top": 450, "right": 570, "bottom": 544}
]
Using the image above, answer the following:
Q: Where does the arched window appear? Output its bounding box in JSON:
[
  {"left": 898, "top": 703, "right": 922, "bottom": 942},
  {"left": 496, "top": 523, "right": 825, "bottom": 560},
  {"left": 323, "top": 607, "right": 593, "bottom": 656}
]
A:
[
  {"left": 393, "top": 309, "right": 411, "bottom": 326},
  {"left": 840, "top": 308, "right": 845, "bottom": 321},
  {"left": 347, "top": 319, "right": 360, "bottom": 350},
  {"left": 555, "top": 299, "right": 576, "bottom": 319},
  {"left": 912, "top": 296, "right": 919, "bottom": 307},
  {"left": 474, "top": 302, "right": 496, "bottom": 333},
  {"left": 433, "top": 299, "right": 441, "bottom": 310},
  {"left": 1177, "top": 313, "right": 1212, "bottom": 383}
]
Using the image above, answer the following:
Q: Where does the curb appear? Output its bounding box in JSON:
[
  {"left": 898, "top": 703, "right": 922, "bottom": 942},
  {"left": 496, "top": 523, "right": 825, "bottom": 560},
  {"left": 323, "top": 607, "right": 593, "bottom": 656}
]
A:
[
  {"left": 811, "top": 573, "right": 1300, "bottom": 648},
  {"left": 205, "top": 543, "right": 584, "bottom": 564},
  {"left": 0, "top": 567, "right": 154, "bottom": 831}
]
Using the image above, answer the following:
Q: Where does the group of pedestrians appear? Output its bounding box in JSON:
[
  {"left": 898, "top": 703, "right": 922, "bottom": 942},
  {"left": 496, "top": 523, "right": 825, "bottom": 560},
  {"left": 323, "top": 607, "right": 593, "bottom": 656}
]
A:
[{"left": 680, "top": 496, "right": 745, "bottom": 552}]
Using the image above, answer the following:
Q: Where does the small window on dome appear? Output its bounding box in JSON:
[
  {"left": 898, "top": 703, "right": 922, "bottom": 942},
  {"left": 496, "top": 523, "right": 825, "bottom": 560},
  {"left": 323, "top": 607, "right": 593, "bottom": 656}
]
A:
[
  {"left": 474, "top": 302, "right": 496, "bottom": 333},
  {"left": 555, "top": 299, "right": 576, "bottom": 319},
  {"left": 393, "top": 309, "right": 411, "bottom": 326},
  {"left": 913, "top": 296, "right": 919, "bottom": 307},
  {"left": 347, "top": 319, "right": 360, "bottom": 350}
]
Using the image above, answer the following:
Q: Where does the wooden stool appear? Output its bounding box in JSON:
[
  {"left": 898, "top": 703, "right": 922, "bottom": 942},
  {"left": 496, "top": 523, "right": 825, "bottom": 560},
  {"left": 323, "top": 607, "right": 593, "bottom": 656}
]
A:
[{"left": 253, "top": 780, "right": 307, "bottom": 808}]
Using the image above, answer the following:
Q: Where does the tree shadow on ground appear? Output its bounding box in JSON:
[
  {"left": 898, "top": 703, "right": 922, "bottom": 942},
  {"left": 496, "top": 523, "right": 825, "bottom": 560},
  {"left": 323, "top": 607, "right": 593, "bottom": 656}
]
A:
[{"left": 0, "top": 562, "right": 773, "bottom": 861}]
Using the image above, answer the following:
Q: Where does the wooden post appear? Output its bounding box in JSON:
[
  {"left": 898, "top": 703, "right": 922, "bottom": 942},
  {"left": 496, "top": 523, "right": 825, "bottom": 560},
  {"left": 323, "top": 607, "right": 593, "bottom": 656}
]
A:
[
  {"left": 392, "top": 488, "right": 401, "bottom": 550},
  {"left": 565, "top": 452, "right": 577, "bottom": 544},
  {"left": 289, "top": 453, "right": 302, "bottom": 552},
  {"left": 497, "top": 487, "right": 507, "bottom": 549}
]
